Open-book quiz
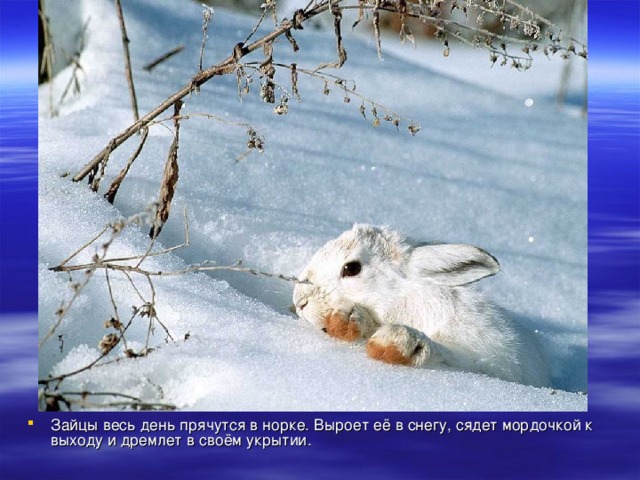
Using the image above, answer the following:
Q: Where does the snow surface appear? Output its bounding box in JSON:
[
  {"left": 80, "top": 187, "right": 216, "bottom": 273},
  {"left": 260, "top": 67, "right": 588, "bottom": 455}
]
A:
[{"left": 38, "top": 0, "right": 587, "bottom": 411}]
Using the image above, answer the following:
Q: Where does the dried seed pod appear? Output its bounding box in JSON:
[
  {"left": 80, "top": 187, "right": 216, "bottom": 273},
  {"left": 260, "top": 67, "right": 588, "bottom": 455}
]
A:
[
  {"left": 99, "top": 333, "right": 119, "bottom": 354},
  {"left": 104, "top": 317, "right": 123, "bottom": 330},
  {"left": 274, "top": 96, "right": 289, "bottom": 115}
]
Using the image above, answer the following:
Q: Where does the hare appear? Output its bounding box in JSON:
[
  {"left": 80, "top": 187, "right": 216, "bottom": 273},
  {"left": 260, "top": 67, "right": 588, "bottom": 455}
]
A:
[{"left": 292, "top": 224, "right": 550, "bottom": 387}]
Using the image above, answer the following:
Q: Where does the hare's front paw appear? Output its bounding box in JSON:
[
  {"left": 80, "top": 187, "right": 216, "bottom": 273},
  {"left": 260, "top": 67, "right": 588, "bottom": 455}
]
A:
[
  {"left": 323, "top": 305, "right": 379, "bottom": 342},
  {"left": 366, "top": 324, "right": 431, "bottom": 367}
]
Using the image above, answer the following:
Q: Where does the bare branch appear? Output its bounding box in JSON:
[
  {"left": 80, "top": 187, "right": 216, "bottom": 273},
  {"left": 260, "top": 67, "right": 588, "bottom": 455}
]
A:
[
  {"left": 372, "top": 0, "right": 383, "bottom": 59},
  {"left": 52, "top": 259, "right": 307, "bottom": 284},
  {"left": 39, "top": 0, "right": 56, "bottom": 117},
  {"left": 72, "top": 0, "right": 338, "bottom": 183},
  {"left": 114, "top": 0, "right": 140, "bottom": 123},
  {"left": 105, "top": 127, "right": 149, "bottom": 204},
  {"left": 57, "top": 224, "right": 110, "bottom": 268},
  {"left": 199, "top": 5, "right": 214, "bottom": 72},
  {"left": 42, "top": 391, "right": 176, "bottom": 411},
  {"left": 315, "top": 2, "right": 347, "bottom": 71},
  {"left": 143, "top": 44, "right": 185, "bottom": 72},
  {"left": 150, "top": 100, "right": 183, "bottom": 239}
]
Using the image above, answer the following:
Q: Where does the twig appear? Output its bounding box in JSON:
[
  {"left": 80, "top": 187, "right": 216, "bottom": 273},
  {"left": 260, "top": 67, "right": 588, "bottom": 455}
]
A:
[
  {"left": 73, "top": 0, "right": 586, "bottom": 183},
  {"left": 199, "top": 6, "right": 214, "bottom": 72},
  {"left": 137, "top": 207, "right": 188, "bottom": 268},
  {"left": 315, "top": 2, "right": 347, "bottom": 70},
  {"left": 40, "top": 260, "right": 102, "bottom": 350},
  {"left": 104, "top": 127, "right": 149, "bottom": 204},
  {"left": 42, "top": 391, "right": 176, "bottom": 411},
  {"left": 149, "top": 111, "right": 258, "bottom": 131},
  {"left": 72, "top": 0, "right": 338, "bottom": 183},
  {"left": 40, "top": 304, "right": 143, "bottom": 386},
  {"left": 56, "top": 56, "right": 84, "bottom": 108},
  {"left": 372, "top": 0, "right": 382, "bottom": 59},
  {"left": 55, "top": 19, "right": 90, "bottom": 110},
  {"left": 40, "top": 217, "right": 133, "bottom": 349},
  {"left": 57, "top": 224, "right": 110, "bottom": 268},
  {"left": 52, "top": 260, "right": 307, "bottom": 284},
  {"left": 114, "top": 0, "right": 140, "bottom": 123},
  {"left": 104, "top": 268, "right": 129, "bottom": 351},
  {"left": 142, "top": 273, "right": 174, "bottom": 343},
  {"left": 245, "top": 61, "right": 419, "bottom": 133},
  {"left": 143, "top": 44, "right": 185, "bottom": 72},
  {"left": 38, "top": 0, "right": 56, "bottom": 117},
  {"left": 242, "top": 6, "right": 268, "bottom": 46},
  {"left": 40, "top": 342, "right": 112, "bottom": 386},
  {"left": 150, "top": 100, "right": 183, "bottom": 239}
]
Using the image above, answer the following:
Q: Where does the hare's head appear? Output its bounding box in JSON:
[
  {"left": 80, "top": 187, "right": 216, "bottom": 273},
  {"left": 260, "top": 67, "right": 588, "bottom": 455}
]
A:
[{"left": 292, "top": 224, "right": 501, "bottom": 329}]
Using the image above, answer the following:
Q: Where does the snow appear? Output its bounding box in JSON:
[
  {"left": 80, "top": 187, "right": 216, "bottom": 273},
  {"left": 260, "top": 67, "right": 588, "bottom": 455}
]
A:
[{"left": 38, "top": 0, "right": 587, "bottom": 411}]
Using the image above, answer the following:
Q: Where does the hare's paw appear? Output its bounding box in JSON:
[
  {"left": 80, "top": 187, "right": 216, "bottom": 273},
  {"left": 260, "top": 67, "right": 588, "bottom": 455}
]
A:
[
  {"left": 366, "top": 324, "right": 431, "bottom": 367},
  {"left": 324, "top": 305, "right": 378, "bottom": 342}
]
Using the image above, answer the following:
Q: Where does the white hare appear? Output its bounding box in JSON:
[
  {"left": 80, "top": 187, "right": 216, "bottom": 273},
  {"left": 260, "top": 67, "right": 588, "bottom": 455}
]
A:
[{"left": 292, "top": 224, "right": 550, "bottom": 387}]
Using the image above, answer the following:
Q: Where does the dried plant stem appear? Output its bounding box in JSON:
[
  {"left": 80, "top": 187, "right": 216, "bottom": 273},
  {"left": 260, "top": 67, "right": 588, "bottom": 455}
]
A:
[
  {"left": 199, "top": 6, "right": 214, "bottom": 71},
  {"left": 149, "top": 112, "right": 257, "bottom": 131},
  {"left": 41, "top": 248, "right": 114, "bottom": 350},
  {"left": 49, "top": 210, "right": 303, "bottom": 283},
  {"left": 104, "top": 268, "right": 129, "bottom": 351},
  {"left": 150, "top": 101, "right": 183, "bottom": 239},
  {"left": 39, "top": 211, "right": 159, "bottom": 351},
  {"left": 242, "top": 7, "right": 268, "bottom": 45},
  {"left": 72, "top": 0, "right": 338, "bottom": 184},
  {"left": 503, "top": 0, "right": 572, "bottom": 36},
  {"left": 55, "top": 19, "right": 91, "bottom": 110},
  {"left": 74, "top": 0, "right": 586, "bottom": 183},
  {"left": 104, "top": 127, "right": 149, "bottom": 204},
  {"left": 52, "top": 261, "right": 305, "bottom": 284},
  {"left": 373, "top": 0, "right": 382, "bottom": 59},
  {"left": 43, "top": 391, "right": 176, "bottom": 411},
  {"left": 315, "top": 3, "right": 347, "bottom": 70},
  {"left": 115, "top": 0, "right": 140, "bottom": 123},
  {"left": 38, "top": 0, "right": 56, "bottom": 117},
  {"left": 40, "top": 316, "right": 130, "bottom": 387},
  {"left": 143, "top": 44, "right": 185, "bottom": 72},
  {"left": 56, "top": 56, "right": 83, "bottom": 108},
  {"left": 57, "top": 224, "right": 110, "bottom": 268},
  {"left": 243, "top": 61, "right": 418, "bottom": 132}
]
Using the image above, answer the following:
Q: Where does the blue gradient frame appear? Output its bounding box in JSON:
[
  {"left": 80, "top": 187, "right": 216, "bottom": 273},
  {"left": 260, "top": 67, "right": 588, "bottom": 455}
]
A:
[{"left": 1, "top": 0, "right": 639, "bottom": 478}]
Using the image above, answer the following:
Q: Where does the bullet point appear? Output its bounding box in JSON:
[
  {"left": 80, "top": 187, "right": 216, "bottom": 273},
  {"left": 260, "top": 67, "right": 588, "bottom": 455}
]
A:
[{"left": 28, "top": 420, "right": 34, "bottom": 426}]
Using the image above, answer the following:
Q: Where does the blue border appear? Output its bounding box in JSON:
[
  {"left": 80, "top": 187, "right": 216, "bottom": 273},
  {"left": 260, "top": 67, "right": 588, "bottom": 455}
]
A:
[{"left": 1, "top": 0, "right": 639, "bottom": 478}]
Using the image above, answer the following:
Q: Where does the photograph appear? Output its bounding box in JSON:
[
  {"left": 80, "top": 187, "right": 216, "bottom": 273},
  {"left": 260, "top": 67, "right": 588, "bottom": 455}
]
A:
[{"left": 36, "top": 0, "right": 588, "bottom": 411}]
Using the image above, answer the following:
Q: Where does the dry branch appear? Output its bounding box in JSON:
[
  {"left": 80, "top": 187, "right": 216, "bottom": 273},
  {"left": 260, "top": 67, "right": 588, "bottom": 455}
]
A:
[
  {"left": 72, "top": 0, "right": 338, "bottom": 183},
  {"left": 49, "top": 209, "right": 307, "bottom": 285},
  {"left": 41, "top": 391, "right": 176, "bottom": 411},
  {"left": 315, "top": 3, "right": 347, "bottom": 70},
  {"left": 143, "top": 44, "right": 185, "bottom": 72},
  {"left": 199, "top": 6, "right": 214, "bottom": 71},
  {"left": 53, "top": 260, "right": 307, "bottom": 283},
  {"left": 115, "top": 0, "right": 140, "bottom": 123},
  {"left": 150, "top": 100, "right": 183, "bottom": 239},
  {"left": 73, "top": 0, "right": 586, "bottom": 184},
  {"left": 38, "top": 0, "right": 56, "bottom": 116},
  {"left": 40, "top": 209, "right": 305, "bottom": 408},
  {"left": 104, "top": 127, "right": 149, "bottom": 204}
]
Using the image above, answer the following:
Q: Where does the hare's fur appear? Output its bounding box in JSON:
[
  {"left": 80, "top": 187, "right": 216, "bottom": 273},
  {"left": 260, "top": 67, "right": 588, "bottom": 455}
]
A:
[{"left": 293, "top": 224, "right": 550, "bottom": 387}]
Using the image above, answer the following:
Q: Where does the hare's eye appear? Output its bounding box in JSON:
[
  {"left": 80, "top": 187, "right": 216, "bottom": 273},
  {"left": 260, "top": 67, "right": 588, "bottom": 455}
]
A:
[{"left": 341, "top": 261, "right": 362, "bottom": 278}]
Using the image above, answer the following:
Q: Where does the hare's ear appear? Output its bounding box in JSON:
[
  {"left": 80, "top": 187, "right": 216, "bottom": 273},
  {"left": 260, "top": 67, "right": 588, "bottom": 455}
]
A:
[{"left": 408, "top": 244, "right": 500, "bottom": 286}]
